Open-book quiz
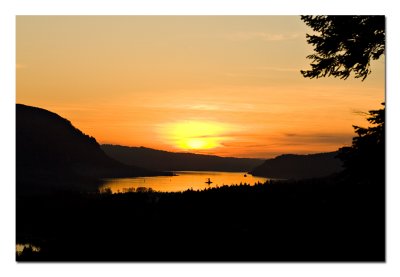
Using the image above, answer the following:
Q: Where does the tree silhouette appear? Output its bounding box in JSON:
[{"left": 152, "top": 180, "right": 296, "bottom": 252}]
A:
[
  {"left": 301, "top": 15, "right": 385, "bottom": 182},
  {"left": 337, "top": 103, "right": 385, "bottom": 182},
  {"left": 301, "top": 16, "right": 385, "bottom": 80}
]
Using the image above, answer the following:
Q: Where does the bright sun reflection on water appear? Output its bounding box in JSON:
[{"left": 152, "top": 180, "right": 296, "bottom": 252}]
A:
[{"left": 100, "top": 171, "right": 269, "bottom": 193}]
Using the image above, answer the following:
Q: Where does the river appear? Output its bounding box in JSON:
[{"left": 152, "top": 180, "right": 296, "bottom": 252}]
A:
[{"left": 100, "top": 171, "right": 269, "bottom": 193}]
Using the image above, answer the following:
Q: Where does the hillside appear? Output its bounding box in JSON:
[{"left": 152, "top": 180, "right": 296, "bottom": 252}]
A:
[
  {"left": 16, "top": 104, "right": 169, "bottom": 191},
  {"left": 101, "top": 144, "right": 264, "bottom": 172},
  {"left": 250, "top": 152, "right": 343, "bottom": 179}
]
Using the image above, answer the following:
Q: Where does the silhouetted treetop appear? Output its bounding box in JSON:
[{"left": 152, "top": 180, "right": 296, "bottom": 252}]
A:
[
  {"left": 301, "top": 16, "right": 385, "bottom": 80},
  {"left": 337, "top": 103, "right": 385, "bottom": 182}
]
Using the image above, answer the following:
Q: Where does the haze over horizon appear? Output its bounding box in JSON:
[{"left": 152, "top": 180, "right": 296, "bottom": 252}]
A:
[{"left": 16, "top": 16, "right": 385, "bottom": 158}]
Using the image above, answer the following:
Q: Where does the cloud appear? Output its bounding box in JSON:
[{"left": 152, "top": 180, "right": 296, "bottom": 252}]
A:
[
  {"left": 224, "top": 32, "right": 300, "bottom": 42},
  {"left": 255, "top": 66, "right": 299, "bottom": 72},
  {"left": 281, "top": 132, "right": 353, "bottom": 145},
  {"left": 189, "top": 104, "right": 221, "bottom": 111},
  {"left": 221, "top": 66, "right": 299, "bottom": 78},
  {"left": 182, "top": 102, "right": 255, "bottom": 112}
]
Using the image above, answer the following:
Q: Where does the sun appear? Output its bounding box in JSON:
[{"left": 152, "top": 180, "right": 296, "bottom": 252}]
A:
[
  {"left": 182, "top": 137, "right": 221, "bottom": 150},
  {"left": 186, "top": 138, "right": 206, "bottom": 149},
  {"left": 161, "top": 120, "right": 229, "bottom": 151}
]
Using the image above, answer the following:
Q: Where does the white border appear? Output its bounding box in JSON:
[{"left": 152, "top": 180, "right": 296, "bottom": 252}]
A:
[{"left": 1, "top": 1, "right": 399, "bottom": 277}]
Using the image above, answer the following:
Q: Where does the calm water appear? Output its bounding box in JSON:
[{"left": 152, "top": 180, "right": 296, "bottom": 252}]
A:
[{"left": 100, "top": 171, "right": 269, "bottom": 193}]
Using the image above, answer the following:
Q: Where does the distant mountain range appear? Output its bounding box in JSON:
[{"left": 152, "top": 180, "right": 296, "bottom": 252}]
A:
[
  {"left": 102, "top": 145, "right": 343, "bottom": 179},
  {"left": 16, "top": 104, "right": 169, "bottom": 192},
  {"left": 101, "top": 144, "right": 264, "bottom": 172},
  {"left": 16, "top": 103, "right": 345, "bottom": 194},
  {"left": 250, "top": 152, "right": 343, "bottom": 179}
]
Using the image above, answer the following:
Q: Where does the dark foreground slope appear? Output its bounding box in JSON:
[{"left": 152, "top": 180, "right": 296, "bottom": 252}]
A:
[
  {"left": 16, "top": 104, "right": 169, "bottom": 193},
  {"left": 17, "top": 178, "right": 385, "bottom": 262},
  {"left": 250, "top": 152, "right": 343, "bottom": 179},
  {"left": 101, "top": 144, "right": 264, "bottom": 172}
]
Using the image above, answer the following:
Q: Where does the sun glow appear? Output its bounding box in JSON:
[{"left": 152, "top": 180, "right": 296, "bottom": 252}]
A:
[
  {"left": 182, "top": 137, "right": 222, "bottom": 150},
  {"left": 160, "top": 120, "right": 230, "bottom": 151},
  {"left": 186, "top": 138, "right": 207, "bottom": 149}
]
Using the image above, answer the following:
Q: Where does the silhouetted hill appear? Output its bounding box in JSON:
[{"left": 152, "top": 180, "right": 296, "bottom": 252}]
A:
[
  {"left": 17, "top": 178, "right": 384, "bottom": 261},
  {"left": 250, "top": 152, "right": 343, "bottom": 179},
  {"left": 16, "top": 104, "right": 169, "bottom": 192},
  {"left": 101, "top": 144, "right": 264, "bottom": 172}
]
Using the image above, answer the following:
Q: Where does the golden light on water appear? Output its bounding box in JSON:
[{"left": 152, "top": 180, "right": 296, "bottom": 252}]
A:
[{"left": 160, "top": 120, "right": 230, "bottom": 151}]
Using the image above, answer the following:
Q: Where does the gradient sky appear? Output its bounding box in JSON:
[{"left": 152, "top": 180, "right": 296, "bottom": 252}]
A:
[{"left": 16, "top": 16, "right": 385, "bottom": 158}]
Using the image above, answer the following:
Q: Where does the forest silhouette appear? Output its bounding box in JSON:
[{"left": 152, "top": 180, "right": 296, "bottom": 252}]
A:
[
  {"left": 16, "top": 15, "right": 385, "bottom": 262},
  {"left": 16, "top": 102, "right": 385, "bottom": 261},
  {"left": 17, "top": 177, "right": 384, "bottom": 261}
]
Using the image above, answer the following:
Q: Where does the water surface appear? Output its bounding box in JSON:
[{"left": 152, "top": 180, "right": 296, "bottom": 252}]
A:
[{"left": 100, "top": 171, "right": 269, "bottom": 193}]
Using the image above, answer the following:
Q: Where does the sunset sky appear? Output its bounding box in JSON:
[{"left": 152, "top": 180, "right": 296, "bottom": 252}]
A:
[{"left": 16, "top": 16, "right": 385, "bottom": 158}]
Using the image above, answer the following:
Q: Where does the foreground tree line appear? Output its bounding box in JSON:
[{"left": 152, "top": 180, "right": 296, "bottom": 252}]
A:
[
  {"left": 17, "top": 16, "right": 385, "bottom": 261},
  {"left": 17, "top": 171, "right": 384, "bottom": 261},
  {"left": 17, "top": 99, "right": 385, "bottom": 262}
]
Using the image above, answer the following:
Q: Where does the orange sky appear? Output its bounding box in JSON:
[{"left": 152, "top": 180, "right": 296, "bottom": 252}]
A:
[{"left": 16, "top": 16, "right": 385, "bottom": 158}]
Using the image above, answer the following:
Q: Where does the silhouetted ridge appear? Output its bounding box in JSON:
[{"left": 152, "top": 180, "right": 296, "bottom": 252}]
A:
[
  {"left": 101, "top": 144, "right": 264, "bottom": 172},
  {"left": 16, "top": 104, "right": 169, "bottom": 192},
  {"left": 250, "top": 152, "right": 343, "bottom": 179}
]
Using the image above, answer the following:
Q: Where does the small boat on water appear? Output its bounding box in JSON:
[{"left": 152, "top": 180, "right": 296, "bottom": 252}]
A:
[{"left": 205, "top": 178, "right": 213, "bottom": 185}]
